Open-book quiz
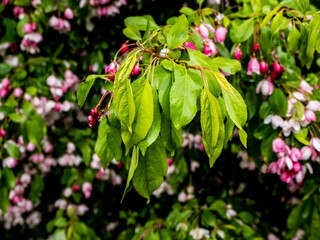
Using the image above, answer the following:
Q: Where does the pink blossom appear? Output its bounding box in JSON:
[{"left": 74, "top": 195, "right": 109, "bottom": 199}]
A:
[
  {"left": 199, "top": 23, "right": 209, "bottom": 39},
  {"left": 178, "top": 191, "right": 188, "bottom": 203},
  {"left": 26, "top": 142, "right": 36, "bottom": 152},
  {"left": 1, "top": 78, "right": 10, "bottom": 88},
  {"left": 256, "top": 79, "right": 274, "bottom": 95},
  {"left": 272, "top": 138, "right": 286, "bottom": 153},
  {"left": 301, "top": 146, "right": 312, "bottom": 160},
  {"left": 3, "top": 157, "right": 18, "bottom": 168},
  {"left": 20, "top": 173, "right": 31, "bottom": 185},
  {"left": 271, "top": 115, "right": 283, "bottom": 129},
  {"left": 207, "top": 40, "right": 218, "bottom": 56},
  {"left": 311, "top": 137, "right": 320, "bottom": 152},
  {"left": 247, "top": 57, "right": 260, "bottom": 75},
  {"left": 299, "top": 80, "right": 313, "bottom": 94},
  {"left": 306, "top": 101, "right": 320, "bottom": 111},
  {"left": 304, "top": 109, "right": 316, "bottom": 122},
  {"left": 13, "top": 88, "right": 23, "bottom": 98},
  {"left": 23, "top": 23, "right": 33, "bottom": 34},
  {"left": 82, "top": 182, "right": 92, "bottom": 193},
  {"left": 214, "top": 26, "right": 228, "bottom": 43},
  {"left": 63, "top": 188, "right": 72, "bottom": 198},
  {"left": 293, "top": 162, "right": 302, "bottom": 172},
  {"left": 292, "top": 92, "right": 306, "bottom": 102},
  {"left": 290, "top": 148, "right": 302, "bottom": 162},
  {"left": 64, "top": 8, "right": 74, "bottom": 20},
  {"left": 267, "top": 162, "right": 278, "bottom": 174}
]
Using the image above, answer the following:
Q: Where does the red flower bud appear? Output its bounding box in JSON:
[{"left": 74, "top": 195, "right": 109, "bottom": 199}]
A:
[
  {"left": 120, "top": 43, "right": 128, "bottom": 54},
  {"left": 259, "top": 60, "right": 269, "bottom": 74},
  {"left": 131, "top": 65, "right": 140, "bottom": 77},
  {"left": 272, "top": 62, "right": 281, "bottom": 73},
  {"left": 253, "top": 43, "right": 260, "bottom": 53},
  {"left": 72, "top": 185, "right": 80, "bottom": 192},
  {"left": 203, "top": 44, "right": 212, "bottom": 57},
  {"left": 234, "top": 46, "right": 242, "bottom": 60}
]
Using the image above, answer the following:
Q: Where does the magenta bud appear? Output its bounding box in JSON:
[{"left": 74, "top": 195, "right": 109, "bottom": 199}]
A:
[
  {"left": 253, "top": 43, "right": 260, "bottom": 53},
  {"left": 234, "top": 46, "right": 242, "bottom": 60},
  {"left": 0, "top": 129, "right": 6, "bottom": 138},
  {"left": 72, "top": 185, "right": 80, "bottom": 192},
  {"left": 203, "top": 44, "right": 212, "bottom": 57},
  {"left": 105, "top": 111, "right": 109, "bottom": 119},
  {"left": 259, "top": 60, "right": 269, "bottom": 74},
  {"left": 131, "top": 65, "right": 140, "bottom": 77},
  {"left": 272, "top": 62, "right": 281, "bottom": 73},
  {"left": 120, "top": 43, "right": 128, "bottom": 54},
  {"left": 184, "top": 42, "right": 197, "bottom": 50},
  {"left": 54, "top": 103, "right": 61, "bottom": 112}
]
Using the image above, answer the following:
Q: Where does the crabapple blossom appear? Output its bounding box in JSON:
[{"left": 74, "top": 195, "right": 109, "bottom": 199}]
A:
[
  {"left": 214, "top": 26, "right": 228, "bottom": 43},
  {"left": 247, "top": 57, "right": 260, "bottom": 75}
]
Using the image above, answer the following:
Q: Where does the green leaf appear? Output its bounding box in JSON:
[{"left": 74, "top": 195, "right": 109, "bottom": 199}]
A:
[
  {"left": 232, "top": 18, "right": 255, "bottom": 43},
  {"left": 130, "top": 77, "right": 154, "bottom": 144},
  {"left": 29, "top": 174, "right": 44, "bottom": 203},
  {"left": 133, "top": 139, "right": 167, "bottom": 200},
  {"left": 95, "top": 118, "right": 114, "bottom": 168},
  {"left": 158, "top": 67, "right": 173, "bottom": 119},
  {"left": 201, "top": 88, "right": 224, "bottom": 167},
  {"left": 288, "top": 26, "right": 300, "bottom": 52},
  {"left": 287, "top": 204, "right": 302, "bottom": 232},
  {"left": 166, "top": 14, "right": 189, "bottom": 49},
  {"left": 296, "top": 0, "right": 309, "bottom": 12},
  {"left": 293, "top": 128, "right": 310, "bottom": 145},
  {"left": 179, "top": 7, "right": 195, "bottom": 15},
  {"left": 5, "top": 142, "right": 21, "bottom": 159},
  {"left": 268, "top": 89, "right": 288, "bottom": 117},
  {"left": 245, "top": 85, "right": 260, "bottom": 120},
  {"left": 0, "top": 186, "right": 10, "bottom": 212},
  {"left": 26, "top": 115, "right": 46, "bottom": 149},
  {"left": 309, "top": 208, "right": 320, "bottom": 240},
  {"left": 138, "top": 87, "right": 161, "bottom": 155},
  {"left": 0, "top": 64, "right": 12, "bottom": 77},
  {"left": 160, "top": 114, "right": 183, "bottom": 153},
  {"left": 113, "top": 54, "right": 137, "bottom": 133},
  {"left": 123, "top": 25, "right": 142, "bottom": 41},
  {"left": 51, "top": 229, "right": 67, "bottom": 240},
  {"left": 122, "top": 146, "right": 139, "bottom": 202},
  {"left": 261, "top": 5, "right": 281, "bottom": 29},
  {"left": 261, "top": 133, "right": 276, "bottom": 164},
  {"left": 239, "top": 128, "right": 247, "bottom": 149},
  {"left": 187, "top": 49, "right": 219, "bottom": 72},
  {"left": 124, "top": 16, "right": 159, "bottom": 31},
  {"left": 8, "top": 113, "right": 25, "bottom": 123},
  {"left": 306, "top": 16, "right": 320, "bottom": 68},
  {"left": 77, "top": 75, "right": 102, "bottom": 108},
  {"left": 2, "top": 167, "right": 16, "bottom": 189},
  {"left": 201, "top": 210, "right": 216, "bottom": 227},
  {"left": 253, "top": 123, "right": 273, "bottom": 140},
  {"left": 212, "top": 57, "right": 241, "bottom": 74},
  {"left": 106, "top": 125, "right": 122, "bottom": 161},
  {"left": 1, "top": 18, "right": 16, "bottom": 42},
  {"left": 170, "top": 65, "right": 198, "bottom": 129},
  {"left": 270, "top": 10, "right": 290, "bottom": 35},
  {"left": 222, "top": 86, "right": 247, "bottom": 129}
]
